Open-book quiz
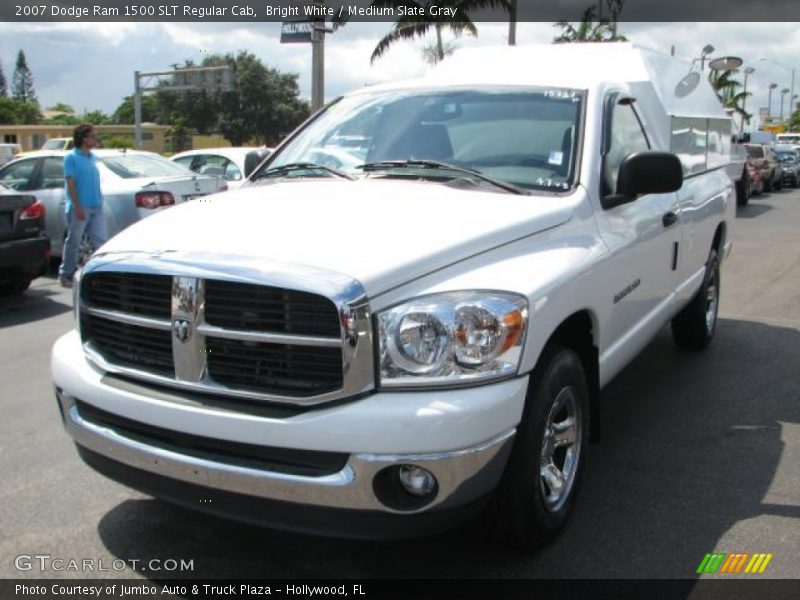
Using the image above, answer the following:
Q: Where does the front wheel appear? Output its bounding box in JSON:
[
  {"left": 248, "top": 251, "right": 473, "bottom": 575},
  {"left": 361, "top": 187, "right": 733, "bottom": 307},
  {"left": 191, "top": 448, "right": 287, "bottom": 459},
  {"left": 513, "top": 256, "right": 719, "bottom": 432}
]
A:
[
  {"left": 490, "top": 347, "right": 590, "bottom": 551},
  {"left": 672, "top": 249, "right": 720, "bottom": 350}
]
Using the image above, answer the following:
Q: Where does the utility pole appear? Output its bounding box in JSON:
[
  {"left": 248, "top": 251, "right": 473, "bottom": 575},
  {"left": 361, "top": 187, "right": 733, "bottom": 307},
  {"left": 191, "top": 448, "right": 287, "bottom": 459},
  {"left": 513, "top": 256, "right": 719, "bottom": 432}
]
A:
[
  {"left": 311, "top": 17, "right": 325, "bottom": 111},
  {"left": 508, "top": 0, "right": 517, "bottom": 46}
]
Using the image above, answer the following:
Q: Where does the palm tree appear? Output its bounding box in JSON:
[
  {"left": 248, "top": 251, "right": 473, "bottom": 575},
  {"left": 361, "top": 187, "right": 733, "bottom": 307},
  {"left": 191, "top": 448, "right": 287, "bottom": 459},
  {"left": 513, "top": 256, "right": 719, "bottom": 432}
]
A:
[
  {"left": 553, "top": 6, "right": 627, "bottom": 43},
  {"left": 708, "top": 69, "right": 751, "bottom": 124},
  {"left": 369, "top": 0, "right": 510, "bottom": 64}
]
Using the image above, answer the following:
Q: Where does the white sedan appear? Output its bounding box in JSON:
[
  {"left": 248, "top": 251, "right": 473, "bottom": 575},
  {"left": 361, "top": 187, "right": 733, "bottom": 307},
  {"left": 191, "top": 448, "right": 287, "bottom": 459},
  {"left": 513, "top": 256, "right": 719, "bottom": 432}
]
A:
[
  {"left": 170, "top": 147, "right": 271, "bottom": 190},
  {"left": 0, "top": 149, "right": 224, "bottom": 259}
]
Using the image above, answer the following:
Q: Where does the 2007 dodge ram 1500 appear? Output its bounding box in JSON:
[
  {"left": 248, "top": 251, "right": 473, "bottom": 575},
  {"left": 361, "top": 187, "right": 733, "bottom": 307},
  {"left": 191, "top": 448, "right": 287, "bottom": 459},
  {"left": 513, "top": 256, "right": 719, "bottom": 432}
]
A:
[{"left": 52, "top": 43, "right": 736, "bottom": 549}]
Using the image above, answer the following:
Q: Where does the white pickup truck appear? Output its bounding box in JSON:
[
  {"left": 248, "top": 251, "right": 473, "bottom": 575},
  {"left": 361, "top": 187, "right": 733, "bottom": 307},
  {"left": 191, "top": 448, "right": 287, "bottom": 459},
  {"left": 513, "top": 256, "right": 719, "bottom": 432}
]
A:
[{"left": 52, "top": 43, "right": 735, "bottom": 549}]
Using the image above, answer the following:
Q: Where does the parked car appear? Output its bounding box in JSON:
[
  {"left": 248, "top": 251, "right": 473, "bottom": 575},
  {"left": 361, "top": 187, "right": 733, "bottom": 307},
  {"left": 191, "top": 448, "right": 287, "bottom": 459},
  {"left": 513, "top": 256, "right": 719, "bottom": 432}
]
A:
[
  {"left": 773, "top": 144, "right": 799, "bottom": 188},
  {"left": 745, "top": 144, "right": 782, "bottom": 191},
  {"left": 170, "top": 147, "right": 272, "bottom": 190},
  {"left": 745, "top": 155, "right": 764, "bottom": 199},
  {"left": 0, "top": 182, "right": 49, "bottom": 294},
  {"left": 53, "top": 43, "right": 736, "bottom": 549},
  {"left": 775, "top": 132, "right": 800, "bottom": 147},
  {"left": 0, "top": 143, "right": 22, "bottom": 167},
  {"left": 0, "top": 149, "right": 223, "bottom": 261}
]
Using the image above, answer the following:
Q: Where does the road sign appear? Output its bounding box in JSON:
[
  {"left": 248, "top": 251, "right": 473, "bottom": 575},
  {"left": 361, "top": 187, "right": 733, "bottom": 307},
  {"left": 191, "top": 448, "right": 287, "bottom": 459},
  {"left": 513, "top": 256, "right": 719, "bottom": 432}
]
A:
[{"left": 281, "top": 21, "right": 314, "bottom": 43}]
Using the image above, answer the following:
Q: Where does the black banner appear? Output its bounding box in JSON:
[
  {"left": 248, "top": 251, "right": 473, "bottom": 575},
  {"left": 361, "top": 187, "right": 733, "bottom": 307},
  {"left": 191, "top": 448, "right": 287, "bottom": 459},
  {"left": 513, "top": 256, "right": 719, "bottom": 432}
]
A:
[
  {"left": 4, "top": 579, "right": 800, "bottom": 600},
  {"left": 2, "top": 0, "right": 800, "bottom": 22}
]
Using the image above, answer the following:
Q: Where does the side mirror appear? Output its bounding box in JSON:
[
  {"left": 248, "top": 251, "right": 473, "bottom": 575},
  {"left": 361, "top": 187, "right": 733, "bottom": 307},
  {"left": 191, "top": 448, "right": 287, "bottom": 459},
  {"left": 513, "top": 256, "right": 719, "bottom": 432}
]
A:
[{"left": 602, "top": 151, "right": 683, "bottom": 210}]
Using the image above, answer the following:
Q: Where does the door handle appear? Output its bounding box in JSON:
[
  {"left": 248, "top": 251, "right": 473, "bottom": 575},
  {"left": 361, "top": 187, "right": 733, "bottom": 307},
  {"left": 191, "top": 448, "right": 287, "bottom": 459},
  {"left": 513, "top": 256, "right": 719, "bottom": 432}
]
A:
[{"left": 662, "top": 211, "right": 679, "bottom": 228}]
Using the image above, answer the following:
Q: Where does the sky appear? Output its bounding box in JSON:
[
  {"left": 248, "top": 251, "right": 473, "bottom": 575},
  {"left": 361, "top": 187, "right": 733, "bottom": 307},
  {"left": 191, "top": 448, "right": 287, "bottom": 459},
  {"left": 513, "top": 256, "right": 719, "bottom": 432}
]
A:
[{"left": 0, "top": 21, "right": 798, "bottom": 130}]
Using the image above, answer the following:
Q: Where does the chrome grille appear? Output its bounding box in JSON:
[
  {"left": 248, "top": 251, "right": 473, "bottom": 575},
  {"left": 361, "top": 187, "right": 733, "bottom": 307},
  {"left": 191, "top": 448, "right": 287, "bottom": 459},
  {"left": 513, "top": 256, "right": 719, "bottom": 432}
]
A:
[{"left": 76, "top": 264, "right": 374, "bottom": 407}]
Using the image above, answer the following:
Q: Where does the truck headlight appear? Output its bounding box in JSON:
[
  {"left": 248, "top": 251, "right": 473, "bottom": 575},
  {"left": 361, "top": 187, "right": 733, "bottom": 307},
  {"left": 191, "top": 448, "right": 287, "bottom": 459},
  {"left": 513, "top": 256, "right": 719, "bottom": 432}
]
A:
[{"left": 378, "top": 292, "right": 527, "bottom": 388}]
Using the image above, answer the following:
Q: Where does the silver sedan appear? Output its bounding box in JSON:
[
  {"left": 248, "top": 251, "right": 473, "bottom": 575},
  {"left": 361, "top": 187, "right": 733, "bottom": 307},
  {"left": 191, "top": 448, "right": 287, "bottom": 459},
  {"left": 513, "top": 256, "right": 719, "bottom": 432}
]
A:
[{"left": 0, "top": 149, "right": 223, "bottom": 260}]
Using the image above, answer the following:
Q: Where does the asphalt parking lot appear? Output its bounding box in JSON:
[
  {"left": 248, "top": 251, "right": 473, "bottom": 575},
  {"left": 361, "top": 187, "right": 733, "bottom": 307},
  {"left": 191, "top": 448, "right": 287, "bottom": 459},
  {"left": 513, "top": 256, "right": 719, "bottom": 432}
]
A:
[{"left": 1, "top": 188, "right": 798, "bottom": 580}]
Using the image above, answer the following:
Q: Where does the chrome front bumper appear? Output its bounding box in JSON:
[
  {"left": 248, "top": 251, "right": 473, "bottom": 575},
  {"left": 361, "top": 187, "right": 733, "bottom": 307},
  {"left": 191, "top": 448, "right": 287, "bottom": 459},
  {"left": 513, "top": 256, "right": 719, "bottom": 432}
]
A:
[{"left": 57, "top": 389, "right": 515, "bottom": 515}]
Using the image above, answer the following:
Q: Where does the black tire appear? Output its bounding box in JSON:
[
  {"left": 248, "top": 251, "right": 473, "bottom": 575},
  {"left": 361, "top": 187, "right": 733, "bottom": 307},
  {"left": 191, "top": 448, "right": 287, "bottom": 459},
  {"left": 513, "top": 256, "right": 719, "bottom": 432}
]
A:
[
  {"left": 763, "top": 175, "right": 772, "bottom": 192},
  {"left": 672, "top": 249, "right": 719, "bottom": 350},
  {"left": 775, "top": 177, "right": 783, "bottom": 191},
  {"left": 735, "top": 169, "right": 749, "bottom": 206},
  {"left": 490, "top": 346, "right": 590, "bottom": 551},
  {"left": 0, "top": 278, "right": 32, "bottom": 295}
]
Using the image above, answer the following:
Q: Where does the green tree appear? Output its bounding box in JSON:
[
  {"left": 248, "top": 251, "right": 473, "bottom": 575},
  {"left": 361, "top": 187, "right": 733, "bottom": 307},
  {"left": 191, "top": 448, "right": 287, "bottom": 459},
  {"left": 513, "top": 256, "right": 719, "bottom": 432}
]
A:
[
  {"left": 215, "top": 51, "right": 309, "bottom": 146},
  {"left": 82, "top": 109, "right": 110, "bottom": 125},
  {"left": 45, "top": 102, "right": 79, "bottom": 125},
  {"left": 0, "top": 96, "right": 39, "bottom": 124},
  {"left": 708, "top": 69, "right": 750, "bottom": 124},
  {"left": 0, "top": 64, "right": 7, "bottom": 97},
  {"left": 111, "top": 94, "right": 159, "bottom": 124},
  {"left": 553, "top": 6, "right": 627, "bottom": 43},
  {"left": 12, "top": 50, "right": 37, "bottom": 105},
  {"left": 368, "top": 0, "right": 510, "bottom": 64}
]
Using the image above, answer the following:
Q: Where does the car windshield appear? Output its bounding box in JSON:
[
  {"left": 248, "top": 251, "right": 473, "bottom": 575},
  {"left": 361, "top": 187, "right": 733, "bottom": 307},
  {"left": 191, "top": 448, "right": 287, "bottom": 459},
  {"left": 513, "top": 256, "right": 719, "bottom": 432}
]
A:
[
  {"left": 101, "top": 154, "right": 192, "bottom": 179},
  {"left": 259, "top": 87, "right": 584, "bottom": 192},
  {"left": 745, "top": 146, "right": 764, "bottom": 158},
  {"left": 42, "top": 139, "right": 68, "bottom": 150}
]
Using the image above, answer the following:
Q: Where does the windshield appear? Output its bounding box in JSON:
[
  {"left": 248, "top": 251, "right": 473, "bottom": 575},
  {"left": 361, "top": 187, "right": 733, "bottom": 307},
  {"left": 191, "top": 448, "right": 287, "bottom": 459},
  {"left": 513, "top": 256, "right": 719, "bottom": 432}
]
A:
[
  {"left": 260, "top": 87, "right": 584, "bottom": 192},
  {"left": 101, "top": 154, "right": 193, "bottom": 179},
  {"left": 42, "top": 139, "right": 69, "bottom": 150},
  {"left": 745, "top": 146, "right": 764, "bottom": 158}
]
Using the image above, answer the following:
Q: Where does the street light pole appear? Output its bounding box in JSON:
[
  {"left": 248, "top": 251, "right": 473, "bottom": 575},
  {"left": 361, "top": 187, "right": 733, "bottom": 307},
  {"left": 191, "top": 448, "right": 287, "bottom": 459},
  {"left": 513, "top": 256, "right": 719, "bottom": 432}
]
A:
[
  {"left": 780, "top": 88, "right": 790, "bottom": 123},
  {"left": 768, "top": 83, "right": 778, "bottom": 119},
  {"left": 759, "top": 58, "right": 796, "bottom": 129}
]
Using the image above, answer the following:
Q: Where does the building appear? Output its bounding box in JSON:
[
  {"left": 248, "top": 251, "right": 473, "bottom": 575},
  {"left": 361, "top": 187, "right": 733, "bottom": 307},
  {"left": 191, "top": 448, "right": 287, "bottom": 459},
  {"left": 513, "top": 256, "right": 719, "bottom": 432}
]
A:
[{"left": 0, "top": 124, "right": 170, "bottom": 153}]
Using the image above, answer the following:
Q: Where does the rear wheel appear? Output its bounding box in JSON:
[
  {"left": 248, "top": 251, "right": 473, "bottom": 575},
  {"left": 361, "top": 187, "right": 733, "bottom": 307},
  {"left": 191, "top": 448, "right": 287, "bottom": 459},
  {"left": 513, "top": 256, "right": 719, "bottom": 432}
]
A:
[
  {"left": 672, "top": 249, "right": 719, "bottom": 350},
  {"left": 0, "top": 277, "right": 32, "bottom": 295},
  {"left": 490, "top": 347, "right": 590, "bottom": 551},
  {"left": 736, "top": 169, "right": 750, "bottom": 206}
]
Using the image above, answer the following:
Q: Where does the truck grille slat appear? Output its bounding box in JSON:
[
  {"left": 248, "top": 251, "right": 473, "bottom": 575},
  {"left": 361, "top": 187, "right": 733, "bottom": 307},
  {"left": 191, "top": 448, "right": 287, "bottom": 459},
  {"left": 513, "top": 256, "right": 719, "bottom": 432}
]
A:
[
  {"left": 207, "top": 338, "right": 343, "bottom": 397},
  {"left": 82, "top": 272, "right": 172, "bottom": 318},
  {"left": 81, "top": 313, "right": 174, "bottom": 377},
  {"left": 205, "top": 280, "right": 341, "bottom": 337}
]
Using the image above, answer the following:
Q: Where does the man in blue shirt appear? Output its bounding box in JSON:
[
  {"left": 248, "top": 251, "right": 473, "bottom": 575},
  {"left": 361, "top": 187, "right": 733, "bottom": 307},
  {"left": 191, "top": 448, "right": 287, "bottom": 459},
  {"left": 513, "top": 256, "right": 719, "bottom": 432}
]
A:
[{"left": 58, "top": 123, "right": 106, "bottom": 287}]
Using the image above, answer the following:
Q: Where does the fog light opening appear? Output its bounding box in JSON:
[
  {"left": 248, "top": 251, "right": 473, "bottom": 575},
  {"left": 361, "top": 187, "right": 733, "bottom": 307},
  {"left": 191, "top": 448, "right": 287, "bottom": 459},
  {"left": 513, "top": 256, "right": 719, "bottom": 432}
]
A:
[
  {"left": 398, "top": 464, "right": 436, "bottom": 497},
  {"left": 372, "top": 464, "right": 439, "bottom": 512}
]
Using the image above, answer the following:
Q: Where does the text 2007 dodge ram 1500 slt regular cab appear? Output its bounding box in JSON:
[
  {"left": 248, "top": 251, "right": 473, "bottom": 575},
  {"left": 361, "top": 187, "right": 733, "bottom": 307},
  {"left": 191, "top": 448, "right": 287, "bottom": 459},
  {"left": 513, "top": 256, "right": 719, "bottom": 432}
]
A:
[{"left": 52, "top": 43, "right": 736, "bottom": 549}]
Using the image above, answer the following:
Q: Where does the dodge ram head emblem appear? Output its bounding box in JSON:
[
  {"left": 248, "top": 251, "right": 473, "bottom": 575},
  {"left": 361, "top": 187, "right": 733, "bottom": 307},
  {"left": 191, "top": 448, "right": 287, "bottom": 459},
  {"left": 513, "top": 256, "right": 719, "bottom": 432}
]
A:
[{"left": 172, "top": 319, "right": 191, "bottom": 343}]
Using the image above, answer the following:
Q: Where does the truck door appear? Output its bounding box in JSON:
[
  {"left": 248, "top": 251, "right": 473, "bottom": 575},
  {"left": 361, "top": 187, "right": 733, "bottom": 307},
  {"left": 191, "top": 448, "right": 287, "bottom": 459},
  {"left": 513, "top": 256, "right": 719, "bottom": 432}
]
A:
[{"left": 592, "top": 94, "right": 682, "bottom": 374}]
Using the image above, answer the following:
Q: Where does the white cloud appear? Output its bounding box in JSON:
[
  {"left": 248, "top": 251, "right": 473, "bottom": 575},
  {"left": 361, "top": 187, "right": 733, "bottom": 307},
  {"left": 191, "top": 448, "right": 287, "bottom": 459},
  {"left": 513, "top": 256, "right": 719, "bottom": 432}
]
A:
[{"left": 0, "top": 21, "right": 797, "bottom": 125}]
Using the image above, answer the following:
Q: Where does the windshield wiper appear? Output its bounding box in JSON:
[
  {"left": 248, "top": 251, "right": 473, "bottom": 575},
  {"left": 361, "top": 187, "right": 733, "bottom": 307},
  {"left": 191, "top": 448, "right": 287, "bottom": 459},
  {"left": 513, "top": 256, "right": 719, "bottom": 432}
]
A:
[
  {"left": 252, "top": 162, "right": 355, "bottom": 181},
  {"left": 356, "top": 159, "right": 525, "bottom": 195}
]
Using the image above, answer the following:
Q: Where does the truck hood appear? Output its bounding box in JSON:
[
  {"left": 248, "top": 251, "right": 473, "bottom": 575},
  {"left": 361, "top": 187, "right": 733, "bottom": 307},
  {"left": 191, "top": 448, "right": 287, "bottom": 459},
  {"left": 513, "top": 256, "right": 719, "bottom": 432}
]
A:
[{"left": 96, "top": 179, "right": 578, "bottom": 297}]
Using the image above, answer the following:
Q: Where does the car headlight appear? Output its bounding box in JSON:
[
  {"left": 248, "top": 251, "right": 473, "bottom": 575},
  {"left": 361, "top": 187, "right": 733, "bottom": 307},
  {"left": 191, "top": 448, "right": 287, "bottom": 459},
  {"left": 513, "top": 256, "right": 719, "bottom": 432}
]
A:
[{"left": 378, "top": 292, "right": 527, "bottom": 388}]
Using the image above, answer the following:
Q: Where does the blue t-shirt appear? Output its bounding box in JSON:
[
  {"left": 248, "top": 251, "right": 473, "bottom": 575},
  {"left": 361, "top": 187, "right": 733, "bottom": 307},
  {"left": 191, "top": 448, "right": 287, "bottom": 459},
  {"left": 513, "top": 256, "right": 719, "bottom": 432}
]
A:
[{"left": 64, "top": 148, "right": 102, "bottom": 211}]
